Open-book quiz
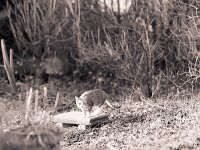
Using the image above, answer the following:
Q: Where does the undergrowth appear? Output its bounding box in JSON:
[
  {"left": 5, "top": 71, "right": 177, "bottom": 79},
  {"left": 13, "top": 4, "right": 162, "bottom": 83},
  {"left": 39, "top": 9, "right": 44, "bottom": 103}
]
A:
[{"left": 0, "top": 0, "right": 196, "bottom": 95}]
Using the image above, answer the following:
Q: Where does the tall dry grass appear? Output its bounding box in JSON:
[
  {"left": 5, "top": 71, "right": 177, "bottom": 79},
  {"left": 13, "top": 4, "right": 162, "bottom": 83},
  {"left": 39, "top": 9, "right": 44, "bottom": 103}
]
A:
[
  {"left": 4, "top": 0, "right": 200, "bottom": 94},
  {"left": 7, "top": 0, "right": 76, "bottom": 58},
  {"left": 75, "top": 0, "right": 199, "bottom": 94}
]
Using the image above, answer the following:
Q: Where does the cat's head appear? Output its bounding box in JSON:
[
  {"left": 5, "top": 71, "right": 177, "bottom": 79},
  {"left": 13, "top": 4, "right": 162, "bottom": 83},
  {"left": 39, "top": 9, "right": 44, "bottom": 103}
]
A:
[{"left": 75, "top": 96, "right": 83, "bottom": 107}]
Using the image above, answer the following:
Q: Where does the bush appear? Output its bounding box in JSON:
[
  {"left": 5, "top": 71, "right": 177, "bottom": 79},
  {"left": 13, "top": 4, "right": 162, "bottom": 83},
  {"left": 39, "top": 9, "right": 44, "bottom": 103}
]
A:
[
  {"left": 74, "top": 0, "right": 200, "bottom": 94},
  {"left": 7, "top": 0, "right": 77, "bottom": 60},
  {"left": 5, "top": 0, "right": 200, "bottom": 94}
]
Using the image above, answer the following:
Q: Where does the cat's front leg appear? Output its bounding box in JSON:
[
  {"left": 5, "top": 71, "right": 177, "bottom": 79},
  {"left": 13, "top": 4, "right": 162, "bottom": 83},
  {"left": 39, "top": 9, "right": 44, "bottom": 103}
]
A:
[{"left": 82, "top": 110, "right": 90, "bottom": 118}]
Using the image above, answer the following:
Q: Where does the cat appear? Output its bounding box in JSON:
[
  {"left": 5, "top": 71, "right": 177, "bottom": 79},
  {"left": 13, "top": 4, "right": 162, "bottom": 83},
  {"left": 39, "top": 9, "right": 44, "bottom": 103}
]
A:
[{"left": 75, "top": 89, "right": 120, "bottom": 117}]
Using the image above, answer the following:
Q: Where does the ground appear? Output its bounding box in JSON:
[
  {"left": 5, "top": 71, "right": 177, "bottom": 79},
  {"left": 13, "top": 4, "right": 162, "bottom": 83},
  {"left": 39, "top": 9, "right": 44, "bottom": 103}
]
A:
[{"left": 0, "top": 82, "right": 200, "bottom": 150}]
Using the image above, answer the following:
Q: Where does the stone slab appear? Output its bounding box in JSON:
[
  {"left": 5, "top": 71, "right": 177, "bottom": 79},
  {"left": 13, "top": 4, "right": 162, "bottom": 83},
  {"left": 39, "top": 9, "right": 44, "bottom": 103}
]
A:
[{"left": 52, "top": 111, "right": 109, "bottom": 126}]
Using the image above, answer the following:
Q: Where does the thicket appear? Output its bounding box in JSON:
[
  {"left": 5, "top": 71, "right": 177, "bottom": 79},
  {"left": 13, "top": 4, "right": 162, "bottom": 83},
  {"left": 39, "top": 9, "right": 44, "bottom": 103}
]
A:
[{"left": 2, "top": 0, "right": 200, "bottom": 95}]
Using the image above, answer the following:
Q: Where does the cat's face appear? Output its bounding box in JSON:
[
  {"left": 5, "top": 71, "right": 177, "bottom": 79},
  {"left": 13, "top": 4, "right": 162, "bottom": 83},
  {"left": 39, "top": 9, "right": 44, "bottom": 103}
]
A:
[{"left": 75, "top": 96, "right": 83, "bottom": 108}]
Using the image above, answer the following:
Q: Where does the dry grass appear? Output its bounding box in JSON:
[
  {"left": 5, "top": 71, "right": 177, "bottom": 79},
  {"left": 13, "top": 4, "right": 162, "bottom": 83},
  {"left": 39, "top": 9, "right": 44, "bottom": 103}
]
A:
[
  {"left": 7, "top": 0, "right": 75, "bottom": 57},
  {"left": 1, "top": 0, "right": 198, "bottom": 94},
  {"left": 59, "top": 90, "right": 200, "bottom": 150},
  {"left": 0, "top": 0, "right": 199, "bottom": 149},
  {"left": 0, "top": 85, "right": 63, "bottom": 149},
  {"left": 0, "top": 83, "right": 200, "bottom": 150}
]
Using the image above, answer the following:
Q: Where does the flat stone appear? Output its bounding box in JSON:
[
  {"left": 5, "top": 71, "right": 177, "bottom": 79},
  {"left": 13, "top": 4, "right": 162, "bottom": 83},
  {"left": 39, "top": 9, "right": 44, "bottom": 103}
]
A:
[{"left": 52, "top": 111, "right": 109, "bottom": 126}]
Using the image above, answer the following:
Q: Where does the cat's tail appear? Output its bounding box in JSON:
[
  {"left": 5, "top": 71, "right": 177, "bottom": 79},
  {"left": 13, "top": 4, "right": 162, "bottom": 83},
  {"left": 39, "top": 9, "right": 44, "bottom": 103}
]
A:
[{"left": 105, "top": 100, "right": 121, "bottom": 109}]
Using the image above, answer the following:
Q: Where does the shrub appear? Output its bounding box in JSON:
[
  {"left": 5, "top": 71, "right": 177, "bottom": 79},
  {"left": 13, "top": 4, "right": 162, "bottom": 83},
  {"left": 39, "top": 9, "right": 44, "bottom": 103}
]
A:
[
  {"left": 5, "top": 0, "right": 199, "bottom": 94},
  {"left": 73, "top": 0, "right": 200, "bottom": 94},
  {"left": 7, "top": 0, "right": 77, "bottom": 60}
]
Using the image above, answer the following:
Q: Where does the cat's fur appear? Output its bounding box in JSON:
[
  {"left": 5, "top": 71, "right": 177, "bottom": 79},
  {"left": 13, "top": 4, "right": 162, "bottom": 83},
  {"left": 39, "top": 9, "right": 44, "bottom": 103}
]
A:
[{"left": 75, "top": 89, "right": 120, "bottom": 117}]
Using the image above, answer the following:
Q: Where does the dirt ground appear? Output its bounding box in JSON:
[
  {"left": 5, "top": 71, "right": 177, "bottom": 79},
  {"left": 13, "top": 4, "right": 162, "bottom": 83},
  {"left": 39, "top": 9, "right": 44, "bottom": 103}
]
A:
[{"left": 0, "top": 82, "right": 200, "bottom": 150}]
